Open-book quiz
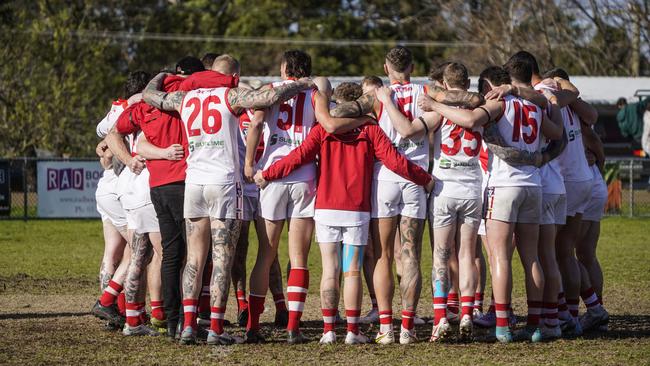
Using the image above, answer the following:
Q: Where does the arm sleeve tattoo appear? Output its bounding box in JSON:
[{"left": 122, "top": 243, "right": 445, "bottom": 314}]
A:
[
  {"left": 429, "top": 85, "right": 485, "bottom": 109},
  {"left": 228, "top": 81, "right": 312, "bottom": 110},
  {"left": 483, "top": 123, "right": 543, "bottom": 167},
  {"left": 142, "top": 73, "right": 186, "bottom": 112},
  {"left": 330, "top": 93, "right": 376, "bottom": 118}
]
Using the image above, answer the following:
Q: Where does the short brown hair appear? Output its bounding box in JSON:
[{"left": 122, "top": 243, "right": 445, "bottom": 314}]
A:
[
  {"left": 333, "top": 82, "right": 363, "bottom": 103},
  {"left": 212, "top": 54, "right": 240, "bottom": 74},
  {"left": 443, "top": 62, "right": 469, "bottom": 89},
  {"left": 362, "top": 75, "right": 383, "bottom": 88},
  {"left": 385, "top": 46, "right": 413, "bottom": 72}
]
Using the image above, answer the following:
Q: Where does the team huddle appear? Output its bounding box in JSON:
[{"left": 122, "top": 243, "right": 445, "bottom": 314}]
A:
[{"left": 90, "top": 47, "right": 609, "bottom": 345}]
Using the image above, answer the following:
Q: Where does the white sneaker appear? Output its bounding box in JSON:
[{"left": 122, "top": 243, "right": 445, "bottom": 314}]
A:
[
  {"left": 122, "top": 324, "right": 160, "bottom": 337},
  {"left": 399, "top": 325, "right": 418, "bottom": 344},
  {"left": 207, "top": 331, "right": 243, "bottom": 345},
  {"left": 429, "top": 318, "right": 451, "bottom": 342},
  {"left": 413, "top": 315, "right": 426, "bottom": 325},
  {"left": 473, "top": 311, "right": 496, "bottom": 328},
  {"left": 345, "top": 331, "right": 369, "bottom": 344},
  {"left": 580, "top": 307, "right": 609, "bottom": 331},
  {"left": 360, "top": 308, "right": 379, "bottom": 324},
  {"left": 459, "top": 314, "right": 473, "bottom": 341},
  {"left": 319, "top": 331, "right": 337, "bottom": 345},
  {"left": 374, "top": 330, "right": 395, "bottom": 345}
]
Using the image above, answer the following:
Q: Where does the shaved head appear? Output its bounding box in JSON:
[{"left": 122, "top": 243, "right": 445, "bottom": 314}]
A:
[{"left": 211, "top": 54, "right": 240, "bottom": 75}]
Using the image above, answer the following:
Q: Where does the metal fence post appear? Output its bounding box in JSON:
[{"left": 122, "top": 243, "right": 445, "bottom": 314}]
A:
[
  {"left": 23, "top": 157, "right": 27, "bottom": 221},
  {"left": 629, "top": 159, "right": 634, "bottom": 217}
]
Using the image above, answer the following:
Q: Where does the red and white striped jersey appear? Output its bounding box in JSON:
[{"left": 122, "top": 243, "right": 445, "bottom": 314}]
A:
[
  {"left": 257, "top": 79, "right": 317, "bottom": 183},
  {"left": 487, "top": 95, "right": 542, "bottom": 187},
  {"left": 432, "top": 114, "right": 483, "bottom": 199},
  {"left": 375, "top": 82, "right": 429, "bottom": 182},
  {"left": 239, "top": 110, "right": 262, "bottom": 197},
  {"left": 179, "top": 87, "right": 241, "bottom": 185},
  {"left": 97, "top": 100, "right": 127, "bottom": 138}
]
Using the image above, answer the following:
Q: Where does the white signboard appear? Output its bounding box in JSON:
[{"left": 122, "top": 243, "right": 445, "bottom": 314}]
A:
[{"left": 37, "top": 161, "right": 103, "bottom": 218}]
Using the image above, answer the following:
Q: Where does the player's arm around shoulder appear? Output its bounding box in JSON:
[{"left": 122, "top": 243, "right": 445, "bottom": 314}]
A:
[
  {"left": 228, "top": 78, "right": 315, "bottom": 113},
  {"left": 420, "top": 95, "right": 498, "bottom": 129},
  {"left": 314, "top": 91, "right": 370, "bottom": 134},
  {"left": 329, "top": 91, "right": 380, "bottom": 119},
  {"left": 142, "top": 72, "right": 185, "bottom": 113},
  {"left": 427, "top": 84, "right": 485, "bottom": 109}
]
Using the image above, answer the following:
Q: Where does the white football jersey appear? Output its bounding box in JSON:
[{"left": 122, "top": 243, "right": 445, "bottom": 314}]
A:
[
  {"left": 487, "top": 95, "right": 542, "bottom": 187},
  {"left": 97, "top": 100, "right": 127, "bottom": 138},
  {"left": 257, "top": 80, "right": 317, "bottom": 183},
  {"left": 375, "top": 82, "right": 429, "bottom": 182},
  {"left": 115, "top": 130, "right": 152, "bottom": 209},
  {"left": 180, "top": 87, "right": 241, "bottom": 185},
  {"left": 533, "top": 89, "right": 566, "bottom": 195},
  {"left": 432, "top": 116, "right": 483, "bottom": 199}
]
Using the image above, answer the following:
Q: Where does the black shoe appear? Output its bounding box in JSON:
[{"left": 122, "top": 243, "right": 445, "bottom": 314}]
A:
[
  {"left": 274, "top": 309, "right": 289, "bottom": 327},
  {"left": 103, "top": 321, "right": 120, "bottom": 331},
  {"left": 91, "top": 300, "right": 125, "bottom": 327},
  {"left": 244, "top": 329, "right": 266, "bottom": 344},
  {"left": 287, "top": 330, "right": 310, "bottom": 344},
  {"left": 238, "top": 309, "right": 249, "bottom": 327},
  {"left": 167, "top": 322, "right": 178, "bottom": 340}
]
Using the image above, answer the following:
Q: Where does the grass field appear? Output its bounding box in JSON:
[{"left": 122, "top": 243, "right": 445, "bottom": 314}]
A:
[{"left": 1, "top": 218, "right": 649, "bottom": 365}]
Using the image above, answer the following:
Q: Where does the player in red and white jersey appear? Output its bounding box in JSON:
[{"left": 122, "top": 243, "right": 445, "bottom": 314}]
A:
[
  {"left": 421, "top": 59, "right": 563, "bottom": 343},
  {"left": 539, "top": 66, "right": 610, "bottom": 333},
  {"left": 330, "top": 47, "right": 485, "bottom": 344},
  {"left": 231, "top": 108, "right": 289, "bottom": 328},
  {"left": 143, "top": 54, "right": 315, "bottom": 345},
  {"left": 242, "top": 50, "right": 324, "bottom": 344}
]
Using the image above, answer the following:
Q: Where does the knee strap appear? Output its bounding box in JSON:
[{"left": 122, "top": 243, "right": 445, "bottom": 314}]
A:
[{"left": 341, "top": 243, "right": 363, "bottom": 275}]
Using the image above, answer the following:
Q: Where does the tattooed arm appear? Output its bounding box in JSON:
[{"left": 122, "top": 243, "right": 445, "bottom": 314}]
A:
[
  {"left": 314, "top": 91, "right": 370, "bottom": 134},
  {"left": 485, "top": 84, "right": 548, "bottom": 109},
  {"left": 142, "top": 72, "right": 186, "bottom": 112},
  {"left": 483, "top": 123, "right": 544, "bottom": 167},
  {"left": 329, "top": 92, "right": 379, "bottom": 118},
  {"left": 227, "top": 78, "right": 315, "bottom": 114},
  {"left": 427, "top": 84, "right": 485, "bottom": 109},
  {"left": 105, "top": 125, "right": 145, "bottom": 174},
  {"left": 419, "top": 97, "right": 500, "bottom": 129}
]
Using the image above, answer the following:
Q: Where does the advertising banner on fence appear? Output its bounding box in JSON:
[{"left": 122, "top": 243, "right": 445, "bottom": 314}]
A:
[{"left": 37, "top": 161, "right": 103, "bottom": 218}]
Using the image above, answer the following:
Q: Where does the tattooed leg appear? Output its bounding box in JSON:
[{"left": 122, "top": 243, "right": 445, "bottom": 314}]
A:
[
  {"left": 124, "top": 231, "right": 153, "bottom": 304},
  {"left": 432, "top": 222, "right": 455, "bottom": 312},
  {"left": 231, "top": 220, "right": 250, "bottom": 294},
  {"left": 99, "top": 221, "right": 127, "bottom": 291},
  {"left": 182, "top": 218, "right": 211, "bottom": 301},
  {"left": 319, "top": 243, "right": 341, "bottom": 311},
  {"left": 210, "top": 218, "right": 242, "bottom": 309},
  {"left": 399, "top": 216, "right": 425, "bottom": 312}
]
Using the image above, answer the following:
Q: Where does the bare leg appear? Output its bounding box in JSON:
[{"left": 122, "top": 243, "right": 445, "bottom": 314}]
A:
[
  {"left": 269, "top": 255, "right": 285, "bottom": 296},
  {"left": 146, "top": 232, "right": 163, "bottom": 305},
  {"left": 286, "top": 218, "right": 313, "bottom": 269},
  {"left": 556, "top": 214, "right": 583, "bottom": 304},
  {"left": 362, "top": 234, "right": 377, "bottom": 306},
  {"left": 372, "top": 217, "right": 399, "bottom": 315},
  {"left": 99, "top": 221, "right": 127, "bottom": 291},
  {"left": 232, "top": 220, "right": 250, "bottom": 296},
  {"left": 399, "top": 216, "right": 424, "bottom": 314},
  {"left": 485, "top": 219, "right": 515, "bottom": 310},
  {"left": 394, "top": 226, "right": 403, "bottom": 285},
  {"left": 539, "top": 224, "right": 562, "bottom": 309},
  {"left": 182, "top": 218, "right": 211, "bottom": 301},
  {"left": 124, "top": 231, "right": 153, "bottom": 304},
  {"left": 576, "top": 221, "right": 604, "bottom": 298},
  {"left": 249, "top": 218, "right": 283, "bottom": 298},
  {"left": 475, "top": 237, "right": 487, "bottom": 305},
  {"left": 320, "top": 242, "right": 341, "bottom": 317},
  {"left": 433, "top": 223, "right": 456, "bottom": 323},
  {"left": 457, "top": 222, "right": 478, "bottom": 313}
]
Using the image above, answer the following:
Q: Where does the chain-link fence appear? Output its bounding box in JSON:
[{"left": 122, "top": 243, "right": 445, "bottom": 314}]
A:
[{"left": 1, "top": 157, "right": 649, "bottom": 220}]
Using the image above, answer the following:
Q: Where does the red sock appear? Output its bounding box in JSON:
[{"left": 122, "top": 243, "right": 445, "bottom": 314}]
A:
[
  {"left": 151, "top": 300, "right": 165, "bottom": 321},
  {"left": 210, "top": 306, "right": 225, "bottom": 334},
  {"left": 447, "top": 292, "right": 459, "bottom": 315},
  {"left": 580, "top": 287, "right": 601, "bottom": 310},
  {"left": 117, "top": 292, "right": 126, "bottom": 316},
  {"left": 273, "top": 292, "right": 287, "bottom": 312},
  {"left": 137, "top": 302, "right": 147, "bottom": 324},
  {"left": 99, "top": 280, "right": 122, "bottom": 307},
  {"left": 322, "top": 308, "right": 337, "bottom": 333},
  {"left": 182, "top": 298, "right": 199, "bottom": 330},
  {"left": 370, "top": 293, "right": 378, "bottom": 310},
  {"left": 126, "top": 302, "right": 142, "bottom": 327},
  {"left": 401, "top": 310, "right": 415, "bottom": 330},
  {"left": 379, "top": 310, "right": 393, "bottom": 333},
  {"left": 567, "top": 298, "right": 579, "bottom": 318},
  {"left": 247, "top": 294, "right": 265, "bottom": 331},
  {"left": 495, "top": 303, "right": 509, "bottom": 328},
  {"left": 474, "top": 292, "right": 484, "bottom": 312},
  {"left": 286, "top": 268, "right": 308, "bottom": 332},
  {"left": 433, "top": 295, "right": 447, "bottom": 325},
  {"left": 543, "top": 302, "right": 559, "bottom": 327},
  {"left": 346, "top": 309, "right": 361, "bottom": 334},
  {"left": 527, "top": 300, "right": 542, "bottom": 327},
  {"left": 236, "top": 290, "right": 248, "bottom": 313},
  {"left": 461, "top": 296, "right": 475, "bottom": 318}
]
